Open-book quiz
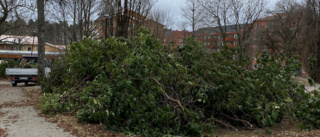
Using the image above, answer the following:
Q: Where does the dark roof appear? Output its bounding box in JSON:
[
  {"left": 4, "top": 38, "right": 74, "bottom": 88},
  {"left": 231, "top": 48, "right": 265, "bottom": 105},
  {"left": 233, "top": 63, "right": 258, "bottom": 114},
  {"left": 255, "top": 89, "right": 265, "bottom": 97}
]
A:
[
  {"left": 195, "top": 24, "right": 248, "bottom": 34},
  {"left": 164, "top": 29, "right": 173, "bottom": 37},
  {"left": 144, "top": 19, "right": 165, "bottom": 27}
]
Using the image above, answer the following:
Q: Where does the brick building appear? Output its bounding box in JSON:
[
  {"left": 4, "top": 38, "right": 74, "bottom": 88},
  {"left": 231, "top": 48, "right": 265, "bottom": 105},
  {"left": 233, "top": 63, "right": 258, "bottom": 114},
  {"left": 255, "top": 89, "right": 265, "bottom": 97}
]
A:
[
  {"left": 95, "top": 10, "right": 164, "bottom": 41},
  {"left": 194, "top": 25, "right": 247, "bottom": 53},
  {"left": 163, "top": 31, "right": 192, "bottom": 50},
  {"left": 162, "top": 26, "right": 240, "bottom": 53},
  {"left": 143, "top": 19, "right": 165, "bottom": 41},
  {"left": 250, "top": 15, "right": 308, "bottom": 76},
  {"left": 163, "top": 15, "right": 307, "bottom": 76}
]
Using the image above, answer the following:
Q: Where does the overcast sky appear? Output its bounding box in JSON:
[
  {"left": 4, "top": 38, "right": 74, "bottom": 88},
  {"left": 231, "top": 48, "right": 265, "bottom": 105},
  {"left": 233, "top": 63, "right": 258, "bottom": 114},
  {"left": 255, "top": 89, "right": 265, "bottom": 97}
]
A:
[{"left": 154, "top": 0, "right": 280, "bottom": 30}]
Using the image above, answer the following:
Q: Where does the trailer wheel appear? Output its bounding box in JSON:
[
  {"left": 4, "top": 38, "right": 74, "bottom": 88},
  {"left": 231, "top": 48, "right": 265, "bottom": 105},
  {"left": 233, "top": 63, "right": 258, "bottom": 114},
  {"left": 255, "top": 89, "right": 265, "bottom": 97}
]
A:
[{"left": 12, "top": 81, "right": 17, "bottom": 87}]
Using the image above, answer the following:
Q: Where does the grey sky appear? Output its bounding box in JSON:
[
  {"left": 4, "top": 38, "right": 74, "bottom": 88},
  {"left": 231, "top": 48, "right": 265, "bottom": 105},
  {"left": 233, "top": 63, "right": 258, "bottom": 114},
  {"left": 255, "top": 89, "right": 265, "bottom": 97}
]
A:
[{"left": 154, "top": 0, "right": 280, "bottom": 30}]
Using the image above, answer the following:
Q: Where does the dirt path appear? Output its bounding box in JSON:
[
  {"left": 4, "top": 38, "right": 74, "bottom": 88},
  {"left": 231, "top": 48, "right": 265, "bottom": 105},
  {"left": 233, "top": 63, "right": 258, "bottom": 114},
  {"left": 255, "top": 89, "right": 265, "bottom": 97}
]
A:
[
  {"left": 0, "top": 77, "right": 318, "bottom": 137},
  {"left": 0, "top": 81, "right": 75, "bottom": 137}
]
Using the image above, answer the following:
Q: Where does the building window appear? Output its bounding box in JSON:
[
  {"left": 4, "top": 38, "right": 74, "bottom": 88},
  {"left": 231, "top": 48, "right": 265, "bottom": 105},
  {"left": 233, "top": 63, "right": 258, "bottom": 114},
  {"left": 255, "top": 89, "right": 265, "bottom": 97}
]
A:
[
  {"left": 178, "top": 44, "right": 184, "bottom": 48},
  {"left": 253, "top": 54, "right": 258, "bottom": 60},
  {"left": 10, "top": 46, "right": 16, "bottom": 50},
  {"left": 254, "top": 45, "right": 259, "bottom": 50},
  {"left": 254, "top": 64, "right": 258, "bottom": 70},
  {"left": 234, "top": 34, "right": 238, "bottom": 38},
  {"left": 255, "top": 24, "right": 259, "bottom": 29},
  {"left": 27, "top": 47, "right": 32, "bottom": 51},
  {"left": 266, "top": 22, "right": 273, "bottom": 29},
  {"left": 204, "top": 36, "right": 207, "bottom": 40},
  {"left": 264, "top": 45, "right": 268, "bottom": 50},
  {"left": 179, "top": 39, "right": 183, "bottom": 42}
]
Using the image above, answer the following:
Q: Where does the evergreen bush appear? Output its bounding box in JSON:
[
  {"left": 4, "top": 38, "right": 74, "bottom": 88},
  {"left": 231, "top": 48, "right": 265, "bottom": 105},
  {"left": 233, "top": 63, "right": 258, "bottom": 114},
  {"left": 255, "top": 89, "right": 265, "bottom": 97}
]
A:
[
  {"left": 41, "top": 28, "right": 318, "bottom": 136},
  {"left": 0, "top": 59, "right": 19, "bottom": 78}
]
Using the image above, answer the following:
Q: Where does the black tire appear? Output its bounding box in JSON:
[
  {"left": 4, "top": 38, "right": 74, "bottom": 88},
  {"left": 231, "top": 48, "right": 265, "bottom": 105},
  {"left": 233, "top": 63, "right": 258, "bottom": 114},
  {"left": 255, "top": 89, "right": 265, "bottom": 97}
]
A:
[
  {"left": 25, "top": 82, "right": 28, "bottom": 85},
  {"left": 12, "top": 81, "right": 17, "bottom": 87}
]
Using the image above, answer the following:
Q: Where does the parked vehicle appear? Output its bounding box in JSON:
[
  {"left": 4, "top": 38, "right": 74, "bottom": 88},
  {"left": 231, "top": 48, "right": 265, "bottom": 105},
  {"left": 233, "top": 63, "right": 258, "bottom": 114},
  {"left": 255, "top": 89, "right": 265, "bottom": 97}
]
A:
[{"left": 5, "top": 55, "right": 51, "bottom": 86}]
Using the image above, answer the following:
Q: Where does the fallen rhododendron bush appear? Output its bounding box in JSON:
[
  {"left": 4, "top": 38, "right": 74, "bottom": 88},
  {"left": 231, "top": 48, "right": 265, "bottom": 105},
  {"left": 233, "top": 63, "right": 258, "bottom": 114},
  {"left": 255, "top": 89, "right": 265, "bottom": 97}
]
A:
[{"left": 40, "top": 28, "right": 320, "bottom": 136}]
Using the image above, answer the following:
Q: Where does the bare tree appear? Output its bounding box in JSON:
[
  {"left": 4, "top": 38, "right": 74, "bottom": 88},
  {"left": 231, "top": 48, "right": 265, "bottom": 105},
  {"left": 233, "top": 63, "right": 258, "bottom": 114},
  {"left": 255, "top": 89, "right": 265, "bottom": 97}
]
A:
[
  {"left": 181, "top": 0, "right": 204, "bottom": 35},
  {"left": 256, "top": 1, "right": 305, "bottom": 57},
  {"left": 47, "top": 0, "right": 103, "bottom": 42},
  {"left": 303, "top": 0, "right": 320, "bottom": 82},
  {"left": 178, "top": 21, "right": 189, "bottom": 31},
  {"left": 199, "top": 0, "right": 266, "bottom": 61},
  {"left": 102, "top": 0, "right": 157, "bottom": 38},
  {"left": 200, "top": 0, "right": 231, "bottom": 43},
  {"left": 231, "top": 0, "right": 265, "bottom": 60},
  {"left": 78, "top": 0, "right": 103, "bottom": 39},
  {"left": 149, "top": 7, "right": 175, "bottom": 29},
  {"left": 252, "top": 0, "right": 320, "bottom": 80},
  {"left": 0, "top": 0, "right": 32, "bottom": 36}
]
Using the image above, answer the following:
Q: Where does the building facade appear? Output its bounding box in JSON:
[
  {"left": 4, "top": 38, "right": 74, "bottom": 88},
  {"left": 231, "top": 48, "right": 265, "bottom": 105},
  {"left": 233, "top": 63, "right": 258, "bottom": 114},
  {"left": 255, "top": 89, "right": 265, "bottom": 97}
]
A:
[
  {"left": 95, "top": 10, "right": 164, "bottom": 41},
  {"left": 163, "top": 15, "right": 307, "bottom": 76},
  {"left": 0, "top": 35, "right": 66, "bottom": 59},
  {"left": 163, "top": 31, "right": 192, "bottom": 50}
]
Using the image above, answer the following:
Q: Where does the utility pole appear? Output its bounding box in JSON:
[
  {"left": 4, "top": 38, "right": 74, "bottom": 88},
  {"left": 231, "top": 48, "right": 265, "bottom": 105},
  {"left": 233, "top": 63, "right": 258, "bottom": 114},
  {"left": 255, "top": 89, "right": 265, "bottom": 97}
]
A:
[
  {"left": 31, "top": 29, "right": 37, "bottom": 55},
  {"left": 37, "top": 0, "right": 45, "bottom": 86}
]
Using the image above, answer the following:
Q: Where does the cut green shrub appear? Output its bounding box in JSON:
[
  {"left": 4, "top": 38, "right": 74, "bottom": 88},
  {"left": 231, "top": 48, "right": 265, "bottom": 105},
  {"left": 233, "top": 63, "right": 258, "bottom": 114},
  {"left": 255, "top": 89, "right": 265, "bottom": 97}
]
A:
[
  {"left": 0, "top": 59, "right": 19, "bottom": 78},
  {"left": 41, "top": 28, "right": 313, "bottom": 136}
]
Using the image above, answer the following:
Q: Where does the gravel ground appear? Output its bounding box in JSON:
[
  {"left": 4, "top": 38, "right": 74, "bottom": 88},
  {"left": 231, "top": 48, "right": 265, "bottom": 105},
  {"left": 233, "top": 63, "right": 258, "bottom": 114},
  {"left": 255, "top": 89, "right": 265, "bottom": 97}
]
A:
[
  {"left": 0, "top": 86, "right": 25, "bottom": 105},
  {"left": 0, "top": 80, "right": 75, "bottom": 137},
  {"left": 295, "top": 77, "right": 320, "bottom": 92},
  {"left": 0, "top": 77, "right": 319, "bottom": 137}
]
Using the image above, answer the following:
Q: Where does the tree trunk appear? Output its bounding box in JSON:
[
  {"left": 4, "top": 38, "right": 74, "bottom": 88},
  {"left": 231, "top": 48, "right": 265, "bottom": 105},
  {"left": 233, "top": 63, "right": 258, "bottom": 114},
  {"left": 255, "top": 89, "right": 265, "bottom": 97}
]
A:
[
  {"left": 316, "top": 43, "right": 320, "bottom": 82},
  {"left": 311, "top": 0, "right": 320, "bottom": 82},
  {"left": 316, "top": 0, "right": 320, "bottom": 82},
  {"left": 117, "top": 0, "right": 129, "bottom": 37},
  {"left": 62, "top": 4, "right": 67, "bottom": 45},
  {"left": 73, "top": 0, "right": 77, "bottom": 42},
  {"left": 192, "top": 3, "right": 195, "bottom": 36},
  {"left": 79, "top": 0, "right": 84, "bottom": 40},
  {"left": 37, "top": 0, "right": 45, "bottom": 87}
]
